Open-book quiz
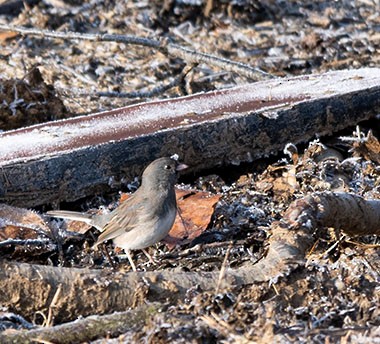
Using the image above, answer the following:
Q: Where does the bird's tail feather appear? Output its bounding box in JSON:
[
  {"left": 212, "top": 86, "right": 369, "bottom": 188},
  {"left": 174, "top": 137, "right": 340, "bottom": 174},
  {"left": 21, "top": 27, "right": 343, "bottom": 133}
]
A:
[{"left": 46, "top": 210, "right": 93, "bottom": 224}]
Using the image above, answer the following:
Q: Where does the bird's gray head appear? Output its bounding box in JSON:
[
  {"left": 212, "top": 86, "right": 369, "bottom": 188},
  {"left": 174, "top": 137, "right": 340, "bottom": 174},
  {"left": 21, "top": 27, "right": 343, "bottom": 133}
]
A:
[{"left": 141, "top": 157, "right": 188, "bottom": 190}]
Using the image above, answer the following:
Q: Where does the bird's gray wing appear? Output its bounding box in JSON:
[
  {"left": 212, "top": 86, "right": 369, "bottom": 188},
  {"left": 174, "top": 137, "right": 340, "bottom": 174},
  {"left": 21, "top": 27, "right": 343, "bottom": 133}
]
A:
[{"left": 95, "top": 195, "right": 146, "bottom": 245}]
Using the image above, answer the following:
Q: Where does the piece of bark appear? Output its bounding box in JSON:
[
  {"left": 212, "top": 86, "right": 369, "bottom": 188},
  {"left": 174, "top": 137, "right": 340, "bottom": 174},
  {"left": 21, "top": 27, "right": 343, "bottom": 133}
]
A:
[
  {"left": 351, "top": 130, "right": 380, "bottom": 165},
  {"left": 285, "top": 191, "right": 380, "bottom": 236},
  {"left": 0, "top": 303, "right": 160, "bottom": 344},
  {"left": 1, "top": 68, "right": 380, "bottom": 208}
]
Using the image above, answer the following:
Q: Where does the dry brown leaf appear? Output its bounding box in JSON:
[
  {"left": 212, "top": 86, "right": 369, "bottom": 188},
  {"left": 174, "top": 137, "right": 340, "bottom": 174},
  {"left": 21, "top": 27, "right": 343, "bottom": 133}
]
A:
[
  {"left": 65, "top": 220, "right": 93, "bottom": 234},
  {"left": 272, "top": 165, "right": 298, "bottom": 197},
  {"left": 307, "top": 12, "right": 331, "bottom": 28},
  {"left": 0, "top": 204, "right": 50, "bottom": 240},
  {"left": 352, "top": 130, "right": 380, "bottom": 164},
  {"left": 256, "top": 165, "right": 299, "bottom": 200},
  {"left": 164, "top": 189, "right": 221, "bottom": 249},
  {"left": 303, "top": 142, "right": 343, "bottom": 163},
  {"left": 0, "top": 31, "right": 18, "bottom": 44}
]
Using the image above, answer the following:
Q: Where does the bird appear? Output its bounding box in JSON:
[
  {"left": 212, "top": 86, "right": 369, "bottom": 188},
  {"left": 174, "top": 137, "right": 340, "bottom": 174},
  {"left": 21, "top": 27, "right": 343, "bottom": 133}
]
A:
[{"left": 47, "top": 157, "right": 188, "bottom": 271}]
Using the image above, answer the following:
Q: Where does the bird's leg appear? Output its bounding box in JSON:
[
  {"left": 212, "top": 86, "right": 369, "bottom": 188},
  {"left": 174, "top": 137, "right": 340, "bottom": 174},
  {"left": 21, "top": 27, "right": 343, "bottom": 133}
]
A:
[
  {"left": 125, "top": 249, "right": 137, "bottom": 271},
  {"left": 177, "top": 204, "right": 190, "bottom": 238},
  {"left": 101, "top": 244, "right": 117, "bottom": 270},
  {"left": 142, "top": 249, "right": 157, "bottom": 265}
]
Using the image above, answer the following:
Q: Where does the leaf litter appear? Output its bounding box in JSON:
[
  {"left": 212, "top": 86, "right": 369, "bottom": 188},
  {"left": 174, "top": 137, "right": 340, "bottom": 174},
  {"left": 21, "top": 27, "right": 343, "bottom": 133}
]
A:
[{"left": 0, "top": 0, "right": 380, "bottom": 342}]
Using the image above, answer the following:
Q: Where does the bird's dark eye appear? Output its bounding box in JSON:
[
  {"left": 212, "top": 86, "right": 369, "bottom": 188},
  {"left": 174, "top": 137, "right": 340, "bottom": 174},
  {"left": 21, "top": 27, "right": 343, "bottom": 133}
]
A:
[{"left": 164, "top": 165, "right": 172, "bottom": 170}]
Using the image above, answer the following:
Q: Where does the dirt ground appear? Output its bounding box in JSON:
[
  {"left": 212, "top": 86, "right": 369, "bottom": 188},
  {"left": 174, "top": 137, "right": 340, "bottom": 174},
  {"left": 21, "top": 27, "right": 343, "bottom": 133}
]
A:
[{"left": 0, "top": 0, "right": 379, "bottom": 343}]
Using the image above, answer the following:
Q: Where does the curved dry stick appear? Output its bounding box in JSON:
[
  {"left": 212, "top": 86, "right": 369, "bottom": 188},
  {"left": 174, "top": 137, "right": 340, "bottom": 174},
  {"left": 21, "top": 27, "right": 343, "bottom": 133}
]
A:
[
  {"left": 285, "top": 192, "right": 380, "bottom": 236},
  {"left": 0, "top": 24, "right": 271, "bottom": 81}
]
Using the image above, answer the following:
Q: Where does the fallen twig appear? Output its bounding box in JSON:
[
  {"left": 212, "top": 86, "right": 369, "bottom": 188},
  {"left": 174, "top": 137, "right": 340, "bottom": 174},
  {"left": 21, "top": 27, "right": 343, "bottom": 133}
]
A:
[
  {"left": 0, "top": 24, "right": 271, "bottom": 81},
  {"left": 0, "top": 220, "right": 307, "bottom": 322},
  {"left": 57, "top": 65, "right": 195, "bottom": 99},
  {"left": 215, "top": 242, "right": 233, "bottom": 294}
]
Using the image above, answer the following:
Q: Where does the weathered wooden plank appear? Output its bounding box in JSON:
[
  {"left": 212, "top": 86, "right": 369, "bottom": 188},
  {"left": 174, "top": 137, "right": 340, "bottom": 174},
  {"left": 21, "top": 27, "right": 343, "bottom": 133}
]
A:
[{"left": 1, "top": 68, "right": 380, "bottom": 207}]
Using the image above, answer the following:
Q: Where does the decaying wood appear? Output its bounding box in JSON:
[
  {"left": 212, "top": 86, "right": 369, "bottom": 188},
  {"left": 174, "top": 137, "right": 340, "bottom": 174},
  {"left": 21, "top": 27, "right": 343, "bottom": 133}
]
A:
[
  {"left": 1, "top": 68, "right": 380, "bottom": 208},
  {"left": 0, "top": 260, "right": 259, "bottom": 323},
  {"left": 0, "top": 303, "right": 160, "bottom": 344},
  {"left": 0, "top": 192, "right": 378, "bottom": 324},
  {"left": 0, "top": 219, "right": 311, "bottom": 323},
  {"left": 284, "top": 192, "right": 380, "bottom": 236}
]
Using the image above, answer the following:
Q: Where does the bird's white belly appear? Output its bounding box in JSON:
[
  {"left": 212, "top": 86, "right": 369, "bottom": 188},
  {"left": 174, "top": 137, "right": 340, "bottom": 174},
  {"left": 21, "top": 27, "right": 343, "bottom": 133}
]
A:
[{"left": 113, "top": 207, "right": 177, "bottom": 251}]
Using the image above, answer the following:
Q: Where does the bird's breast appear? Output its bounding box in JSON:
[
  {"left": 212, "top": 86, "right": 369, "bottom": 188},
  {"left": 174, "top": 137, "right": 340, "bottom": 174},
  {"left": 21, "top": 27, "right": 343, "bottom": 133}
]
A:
[{"left": 113, "top": 206, "right": 177, "bottom": 250}]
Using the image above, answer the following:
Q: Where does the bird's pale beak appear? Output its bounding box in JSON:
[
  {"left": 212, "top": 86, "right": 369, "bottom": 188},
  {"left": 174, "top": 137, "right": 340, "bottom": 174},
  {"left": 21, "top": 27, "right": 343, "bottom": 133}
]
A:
[{"left": 176, "top": 163, "right": 188, "bottom": 171}]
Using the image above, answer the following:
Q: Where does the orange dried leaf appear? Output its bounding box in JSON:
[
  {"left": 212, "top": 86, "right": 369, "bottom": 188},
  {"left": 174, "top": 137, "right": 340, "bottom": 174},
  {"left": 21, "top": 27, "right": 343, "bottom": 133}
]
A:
[
  {"left": 164, "top": 189, "right": 221, "bottom": 249},
  {"left": 0, "top": 31, "right": 18, "bottom": 44},
  {"left": 119, "top": 192, "right": 130, "bottom": 203}
]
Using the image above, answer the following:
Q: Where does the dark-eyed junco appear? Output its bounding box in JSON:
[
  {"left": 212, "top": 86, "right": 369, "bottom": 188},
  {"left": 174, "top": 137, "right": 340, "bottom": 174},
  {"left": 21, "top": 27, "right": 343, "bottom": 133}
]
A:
[{"left": 47, "top": 157, "right": 188, "bottom": 271}]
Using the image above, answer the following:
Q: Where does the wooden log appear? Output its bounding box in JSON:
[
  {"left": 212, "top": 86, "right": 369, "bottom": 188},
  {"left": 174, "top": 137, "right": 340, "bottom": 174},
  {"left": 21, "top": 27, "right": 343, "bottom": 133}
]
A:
[{"left": 1, "top": 68, "right": 380, "bottom": 207}]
